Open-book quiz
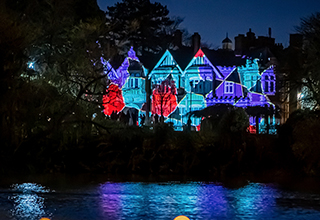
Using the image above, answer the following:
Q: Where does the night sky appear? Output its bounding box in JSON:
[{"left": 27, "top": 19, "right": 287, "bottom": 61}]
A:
[{"left": 98, "top": 0, "right": 320, "bottom": 48}]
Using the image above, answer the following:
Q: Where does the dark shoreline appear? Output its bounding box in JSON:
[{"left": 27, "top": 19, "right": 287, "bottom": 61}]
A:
[
  {"left": 0, "top": 129, "right": 312, "bottom": 178},
  {"left": 2, "top": 109, "right": 320, "bottom": 178}
]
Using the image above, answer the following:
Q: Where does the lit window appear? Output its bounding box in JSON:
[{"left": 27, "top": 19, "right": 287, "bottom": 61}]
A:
[
  {"left": 224, "top": 82, "right": 234, "bottom": 94},
  {"left": 270, "top": 81, "right": 274, "bottom": 92},
  {"left": 265, "top": 81, "right": 269, "bottom": 92},
  {"left": 130, "top": 78, "right": 134, "bottom": 88},
  {"left": 135, "top": 78, "right": 138, "bottom": 88},
  {"left": 263, "top": 74, "right": 275, "bottom": 93}
]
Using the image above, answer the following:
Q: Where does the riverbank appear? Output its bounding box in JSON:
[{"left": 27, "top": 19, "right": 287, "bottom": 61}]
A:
[
  {"left": 0, "top": 122, "right": 313, "bottom": 179},
  {"left": 2, "top": 109, "right": 320, "bottom": 178}
]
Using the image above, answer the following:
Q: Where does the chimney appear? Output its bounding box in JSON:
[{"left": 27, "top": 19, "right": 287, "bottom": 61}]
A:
[
  {"left": 290, "top": 34, "right": 303, "bottom": 48},
  {"left": 173, "top": 30, "right": 183, "bottom": 48},
  {"left": 268, "top": 27, "right": 272, "bottom": 38},
  {"left": 246, "top": 28, "right": 255, "bottom": 40},
  {"left": 192, "top": 32, "right": 201, "bottom": 55}
]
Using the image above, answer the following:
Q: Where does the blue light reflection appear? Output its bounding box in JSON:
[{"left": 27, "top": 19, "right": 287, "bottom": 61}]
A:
[{"left": 99, "top": 181, "right": 280, "bottom": 219}]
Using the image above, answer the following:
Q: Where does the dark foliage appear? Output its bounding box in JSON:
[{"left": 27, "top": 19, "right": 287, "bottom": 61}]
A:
[
  {"left": 279, "top": 12, "right": 320, "bottom": 109},
  {"left": 106, "top": 0, "right": 183, "bottom": 56}
]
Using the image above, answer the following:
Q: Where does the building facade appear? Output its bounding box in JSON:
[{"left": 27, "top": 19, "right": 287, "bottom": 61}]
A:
[{"left": 103, "top": 31, "right": 279, "bottom": 133}]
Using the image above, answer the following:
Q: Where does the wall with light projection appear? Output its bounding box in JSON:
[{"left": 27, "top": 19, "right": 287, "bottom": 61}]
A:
[{"left": 102, "top": 47, "right": 277, "bottom": 131}]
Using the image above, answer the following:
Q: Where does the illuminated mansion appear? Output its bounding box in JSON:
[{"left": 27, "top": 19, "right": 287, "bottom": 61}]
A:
[{"left": 102, "top": 31, "right": 277, "bottom": 131}]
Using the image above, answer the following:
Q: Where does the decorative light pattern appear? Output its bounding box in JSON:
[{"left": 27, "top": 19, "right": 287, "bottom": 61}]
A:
[
  {"left": 103, "top": 47, "right": 277, "bottom": 131},
  {"left": 113, "top": 47, "right": 140, "bottom": 88},
  {"left": 151, "top": 78, "right": 178, "bottom": 117},
  {"left": 102, "top": 83, "right": 125, "bottom": 116}
]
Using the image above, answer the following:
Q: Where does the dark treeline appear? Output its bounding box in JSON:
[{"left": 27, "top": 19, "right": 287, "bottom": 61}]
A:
[
  {"left": 1, "top": 106, "right": 320, "bottom": 178},
  {"left": 1, "top": 0, "right": 320, "bottom": 177}
]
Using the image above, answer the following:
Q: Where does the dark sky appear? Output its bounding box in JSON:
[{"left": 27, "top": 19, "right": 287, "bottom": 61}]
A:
[{"left": 98, "top": 0, "right": 320, "bottom": 49}]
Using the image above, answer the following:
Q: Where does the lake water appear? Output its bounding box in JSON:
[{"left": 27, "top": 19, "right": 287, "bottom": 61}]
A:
[{"left": 1, "top": 174, "right": 320, "bottom": 219}]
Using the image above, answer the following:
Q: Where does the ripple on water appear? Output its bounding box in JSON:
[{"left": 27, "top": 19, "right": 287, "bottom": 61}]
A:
[{"left": 9, "top": 183, "right": 52, "bottom": 220}]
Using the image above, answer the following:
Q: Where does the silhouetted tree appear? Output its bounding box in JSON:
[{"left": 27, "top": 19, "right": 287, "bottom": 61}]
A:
[
  {"left": 281, "top": 12, "right": 320, "bottom": 109},
  {"left": 0, "top": 0, "right": 113, "bottom": 154},
  {"left": 106, "top": 0, "right": 183, "bottom": 56},
  {"left": 151, "top": 76, "right": 177, "bottom": 118}
]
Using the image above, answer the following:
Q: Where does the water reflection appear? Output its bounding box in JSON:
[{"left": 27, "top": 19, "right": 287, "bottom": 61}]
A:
[
  {"left": 100, "top": 182, "right": 203, "bottom": 219},
  {"left": 195, "top": 183, "right": 229, "bottom": 218},
  {"left": 1, "top": 177, "right": 320, "bottom": 219},
  {"left": 232, "top": 183, "right": 276, "bottom": 218},
  {"left": 99, "top": 182, "right": 280, "bottom": 219},
  {"left": 9, "top": 183, "right": 52, "bottom": 220},
  {"left": 100, "top": 182, "right": 122, "bottom": 219},
  {"left": 100, "top": 182, "right": 222, "bottom": 219}
]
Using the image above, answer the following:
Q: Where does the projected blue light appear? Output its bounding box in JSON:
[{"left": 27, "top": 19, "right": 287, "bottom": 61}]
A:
[{"left": 103, "top": 47, "right": 277, "bottom": 131}]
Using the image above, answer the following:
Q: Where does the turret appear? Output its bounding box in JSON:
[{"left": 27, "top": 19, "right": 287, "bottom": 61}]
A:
[{"left": 222, "top": 33, "right": 233, "bottom": 50}]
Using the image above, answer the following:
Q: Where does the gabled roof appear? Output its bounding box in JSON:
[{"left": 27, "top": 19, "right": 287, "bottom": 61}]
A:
[
  {"left": 185, "top": 48, "right": 224, "bottom": 79},
  {"left": 152, "top": 50, "right": 183, "bottom": 73}
]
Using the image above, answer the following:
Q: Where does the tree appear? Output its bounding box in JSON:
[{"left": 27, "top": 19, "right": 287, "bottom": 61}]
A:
[
  {"left": 282, "top": 12, "right": 320, "bottom": 109},
  {"left": 102, "top": 83, "right": 125, "bottom": 115},
  {"left": 151, "top": 77, "right": 177, "bottom": 118},
  {"left": 106, "top": 0, "right": 183, "bottom": 56},
  {"left": 0, "top": 0, "right": 114, "bottom": 153}
]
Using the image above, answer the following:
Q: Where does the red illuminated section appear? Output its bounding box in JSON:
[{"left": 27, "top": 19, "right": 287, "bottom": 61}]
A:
[
  {"left": 247, "top": 125, "right": 256, "bottom": 134},
  {"left": 151, "top": 79, "right": 178, "bottom": 117},
  {"left": 194, "top": 49, "right": 204, "bottom": 58},
  {"left": 102, "top": 84, "right": 125, "bottom": 116}
]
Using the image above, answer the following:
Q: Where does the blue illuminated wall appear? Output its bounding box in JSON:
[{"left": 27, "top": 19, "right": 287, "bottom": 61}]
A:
[{"left": 103, "top": 47, "right": 277, "bottom": 132}]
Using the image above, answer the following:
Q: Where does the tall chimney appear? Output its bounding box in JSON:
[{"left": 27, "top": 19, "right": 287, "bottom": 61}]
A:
[
  {"left": 192, "top": 32, "right": 201, "bottom": 55},
  {"left": 173, "top": 30, "right": 183, "bottom": 48},
  {"left": 268, "top": 27, "right": 272, "bottom": 38}
]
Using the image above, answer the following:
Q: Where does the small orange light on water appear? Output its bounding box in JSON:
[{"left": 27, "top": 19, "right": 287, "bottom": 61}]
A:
[
  {"left": 174, "top": 215, "right": 190, "bottom": 220},
  {"left": 40, "top": 218, "right": 51, "bottom": 220}
]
